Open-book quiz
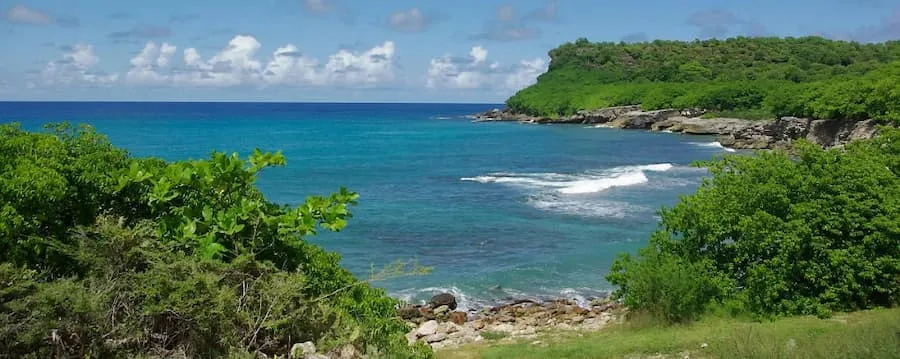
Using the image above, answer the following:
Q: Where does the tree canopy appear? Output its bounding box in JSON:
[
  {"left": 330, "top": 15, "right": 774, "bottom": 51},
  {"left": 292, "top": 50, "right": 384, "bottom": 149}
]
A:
[{"left": 506, "top": 37, "right": 900, "bottom": 122}]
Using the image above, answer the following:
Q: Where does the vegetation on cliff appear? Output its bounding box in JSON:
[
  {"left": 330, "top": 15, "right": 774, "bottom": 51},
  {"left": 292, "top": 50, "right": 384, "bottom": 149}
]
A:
[
  {"left": 0, "top": 123, "right": 431, "bottom": 358},
  {"left": 507, "top": 37, "right": 900, "bottom": 122},
  {"left": 607, "top": 128, "right": 900, "bottom": 324}
]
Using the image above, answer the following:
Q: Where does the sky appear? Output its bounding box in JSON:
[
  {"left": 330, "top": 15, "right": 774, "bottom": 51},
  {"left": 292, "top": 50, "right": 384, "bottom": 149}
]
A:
[{"left": 0, "top": 0, "right": 898, "bottom": 103}]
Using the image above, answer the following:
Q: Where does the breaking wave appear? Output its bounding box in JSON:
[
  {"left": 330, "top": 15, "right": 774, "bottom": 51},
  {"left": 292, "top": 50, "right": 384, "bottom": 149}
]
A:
[
  {"left": 692, "top": 141, "right": 737, "bottom": 152},
  {"left": 461, "top": 163, "right": 674, "bottom": 195}
]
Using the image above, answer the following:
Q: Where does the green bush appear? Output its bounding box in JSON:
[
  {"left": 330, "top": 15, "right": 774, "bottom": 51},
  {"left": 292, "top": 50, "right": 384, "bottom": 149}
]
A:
[
  {"left": 0, "top": 124, "right": 431, "bottom": 358},
  {"left": 606, "top": 233, "right": 729, "bottom": 323},
  {"left": 609, "top": 128, "right": 900, "bottom": 322}
]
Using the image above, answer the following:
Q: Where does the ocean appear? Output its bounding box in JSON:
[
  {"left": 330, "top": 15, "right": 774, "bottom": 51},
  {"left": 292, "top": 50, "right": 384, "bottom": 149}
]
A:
[{"left": 1, "top": 102, "right": 734, "bottom": 310}]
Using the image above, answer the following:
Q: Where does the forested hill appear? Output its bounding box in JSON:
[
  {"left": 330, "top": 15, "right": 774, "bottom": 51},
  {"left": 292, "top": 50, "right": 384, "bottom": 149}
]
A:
[{"left": 506, "top": 37, "right": 900, "bottom": 122}]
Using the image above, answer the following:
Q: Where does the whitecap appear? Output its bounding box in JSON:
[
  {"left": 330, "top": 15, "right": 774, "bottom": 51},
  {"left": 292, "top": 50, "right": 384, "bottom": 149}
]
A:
[
  {"left": 558, "top": 171, "right": 648, "bottom": 194},
  {"left": 691, "top": 141, "right": 737, "bottom": 152},
  {"left": 462, "top": 163, "right": 675, "bottom": 217},
  {"left": 528, "top": 195, "right": 641, "bottom": 218}
]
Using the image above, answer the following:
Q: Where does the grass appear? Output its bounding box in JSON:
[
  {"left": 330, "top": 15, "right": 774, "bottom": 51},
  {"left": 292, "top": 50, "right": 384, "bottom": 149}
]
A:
[
  {"left": 479, "top": 331, "right": 510, "bottom": 341},
  {"left": 437, "top": 308, "right": 900, "bottom": 359}
]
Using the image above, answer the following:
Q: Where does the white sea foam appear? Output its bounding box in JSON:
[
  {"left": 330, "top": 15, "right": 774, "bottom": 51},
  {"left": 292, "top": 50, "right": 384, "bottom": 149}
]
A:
[
  {"left": 692, "top": 141, "right": 737, "bottom": 152},
  {"left": 558, "top": 172, "right": 648, "bottom": 194},
  {"left": 462, "top": 163, "right": 674, "bottom": 216},
  {"left": 528, "top": 195, "right": 641, "bottom": 218},
  {"left": 463, "top": 163, "right": 673, "bottom": 194}
]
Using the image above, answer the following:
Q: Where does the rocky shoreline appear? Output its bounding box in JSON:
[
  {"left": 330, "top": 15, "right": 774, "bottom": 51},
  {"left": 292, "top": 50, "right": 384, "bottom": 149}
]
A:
[
  {"left": 469, "top": 106, "right": 881, "bottom": 150},
  {"left": 400, "top": 293, "right": 625, "bottom": 350}
]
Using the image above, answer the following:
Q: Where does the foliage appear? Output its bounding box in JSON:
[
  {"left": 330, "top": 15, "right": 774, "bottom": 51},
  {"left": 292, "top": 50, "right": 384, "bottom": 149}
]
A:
[
  {"left": 608, "top": 128, "right": 900, "bottom": 322},
  {"left": 0, "top": 123, "right": 432, "bottom": 358},
  {"left": 506, "top": 36, "right": 900, "bottom": 123},
  {"left": 606, "top": 236, "right": 729, "bottom": 323}
]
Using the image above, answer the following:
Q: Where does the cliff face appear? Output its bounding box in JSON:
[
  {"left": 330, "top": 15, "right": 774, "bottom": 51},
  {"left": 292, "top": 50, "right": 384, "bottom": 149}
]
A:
[
  {"left": 719, "top": 117, "right": 880, "bottom": 150},
  {"left": 470, "top": 107, "right": 884, "bottom": 150}
]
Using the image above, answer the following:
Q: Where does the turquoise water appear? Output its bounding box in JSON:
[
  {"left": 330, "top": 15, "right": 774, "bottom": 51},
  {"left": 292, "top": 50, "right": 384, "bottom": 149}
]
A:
[{"left": 1, "top": 102, "right": 732, "bottom": 309}]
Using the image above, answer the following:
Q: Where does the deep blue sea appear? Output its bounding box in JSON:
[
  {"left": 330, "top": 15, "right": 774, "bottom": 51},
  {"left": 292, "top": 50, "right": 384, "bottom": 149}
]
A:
[{"left": 1, "top": 102, "right": 734, "bottom": 309}]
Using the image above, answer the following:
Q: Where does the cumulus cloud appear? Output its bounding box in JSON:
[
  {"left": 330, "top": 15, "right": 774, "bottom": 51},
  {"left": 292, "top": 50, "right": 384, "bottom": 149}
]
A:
[
  {"left": 4, "top": 4, "right": 78, "bottom": 27},
  {"left": 123, "top": 35, "right": 397, "bottom": 88},
  {"left": 470, "top": 1, "right": 558, "bottom": 41},
  {"left": 387, "top": 8, "right": 444, "bottom": 33},
  {"left": 685, "top": 9, "right": 766, "bottom": 38},
  {"left": 426, "top": 46, "right": 547, "bottom": 91},
  {"left": 35, "top": 44, "right": 118, "bottom": 86}
]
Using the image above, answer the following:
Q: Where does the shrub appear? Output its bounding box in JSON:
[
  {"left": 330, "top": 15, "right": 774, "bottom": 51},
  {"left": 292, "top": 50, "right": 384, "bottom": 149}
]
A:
[
  {"left": 606, "top": 233, "right": 729, "bottom": 324},
  {"left": 609, "top": 129, "right": 900, "bottom": 322},
  {"left": 0, "top": 124, "right": 431, "bottom": 358}
]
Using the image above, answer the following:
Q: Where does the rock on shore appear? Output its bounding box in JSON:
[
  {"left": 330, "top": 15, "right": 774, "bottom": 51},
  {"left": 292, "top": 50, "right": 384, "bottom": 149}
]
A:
[
  {"left": 470, "top": 106, "right": 885, "bottom": 150},
  {"left": 400, "top": 293, "right": 625, "bottom": 350}
]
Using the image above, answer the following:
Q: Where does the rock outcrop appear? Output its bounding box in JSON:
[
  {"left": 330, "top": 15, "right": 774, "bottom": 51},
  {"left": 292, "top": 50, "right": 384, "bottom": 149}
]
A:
[
  {"left": 429, "top": 293, "right": 458, "bottom": 310},
  {"left": 608, "top": 109, "right": 682, "bottom": 129},
  {"left": 402, "top": 293, "right": 625, "bottom": 350},
  {"left": 471, "top": 106, "right": 887, "bottom": 150},
  {"left": 718, "top": 117, "right": 880, "bottom": 150}
]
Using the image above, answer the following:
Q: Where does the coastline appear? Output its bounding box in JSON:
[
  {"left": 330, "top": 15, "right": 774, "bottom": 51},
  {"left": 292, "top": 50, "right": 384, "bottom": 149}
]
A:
[
  {"left": 468, "top": 106, "right": 882, "bottom": 151},
  {"left": 403, "top": 292, "right": 626, "bottom": 350}
]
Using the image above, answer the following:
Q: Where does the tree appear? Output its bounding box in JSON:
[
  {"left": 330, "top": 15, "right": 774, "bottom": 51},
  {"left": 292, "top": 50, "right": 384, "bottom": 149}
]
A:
[{"left": 608, "top": 129, "right": 900, "bottom": 322}]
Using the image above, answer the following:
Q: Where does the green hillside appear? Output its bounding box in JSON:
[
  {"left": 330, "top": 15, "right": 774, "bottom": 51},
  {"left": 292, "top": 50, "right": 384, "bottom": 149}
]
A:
[{"left": 506, "top": 37, "right": 900, "bottom": 122}]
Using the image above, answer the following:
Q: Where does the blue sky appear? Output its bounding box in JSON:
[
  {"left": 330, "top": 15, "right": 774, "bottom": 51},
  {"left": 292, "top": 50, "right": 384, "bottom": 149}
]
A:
[{"left": 0, "top": 0, "right": 898, "bottom": 102}]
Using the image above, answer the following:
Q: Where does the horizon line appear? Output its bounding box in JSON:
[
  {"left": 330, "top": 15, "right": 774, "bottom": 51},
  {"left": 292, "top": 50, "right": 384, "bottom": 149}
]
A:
[{"left": 0, "top": 100, "right": 504, "bottom": 105}]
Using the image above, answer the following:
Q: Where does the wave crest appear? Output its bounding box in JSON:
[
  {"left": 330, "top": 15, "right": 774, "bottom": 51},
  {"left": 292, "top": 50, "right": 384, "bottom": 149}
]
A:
[
  {"left": 692, "top": 141, "right": 737, "bottom": 152},
  {"left": 462, "top": 163, "right": 674, "bottom": 195}
]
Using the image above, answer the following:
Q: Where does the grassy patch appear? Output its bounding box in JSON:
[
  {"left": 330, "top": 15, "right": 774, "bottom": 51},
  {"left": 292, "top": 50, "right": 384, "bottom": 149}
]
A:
[
  {"left": 480, "top": 331, "right": 510, "bottom": 341},
  {"left": 437, "top": 308, "right": 900, "bottom": 359}
]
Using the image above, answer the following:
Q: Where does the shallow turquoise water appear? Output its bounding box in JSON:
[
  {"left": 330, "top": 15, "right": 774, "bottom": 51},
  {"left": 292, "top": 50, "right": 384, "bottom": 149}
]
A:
[{"left": 1, "top": 102, "right": 733, "bottom": 309}]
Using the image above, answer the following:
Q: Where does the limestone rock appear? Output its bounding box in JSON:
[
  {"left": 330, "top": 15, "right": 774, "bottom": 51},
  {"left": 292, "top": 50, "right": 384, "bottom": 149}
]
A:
[
  {"left": 416, "top": 320, "right": 439, "bottom": 337},
  {"left": 449, "top": 311, "right": 467, "bottom": 325},
  {"left": 609, "top": 109, "right": 681, "bottom": 129},
  {"left": 405, "top": 330, "right": 417, "bottom": 346},
  {"left": 290, "top": 342, "right": 316, "bottom": 359},
  {"left": 424, "top": 333, "right": 448, "bottom": 343},
  {"left": 398, "top": 305, "right": 422, "bottom": 320},
  {"left": 326, "top": 345, "right": 359, "bottom": 359},
  {"left": 433, "top": 305, "right": 449, "bottom": 316}
]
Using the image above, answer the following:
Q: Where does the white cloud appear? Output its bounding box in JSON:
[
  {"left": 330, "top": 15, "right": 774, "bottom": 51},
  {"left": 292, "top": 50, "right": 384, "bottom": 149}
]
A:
[
  {"left": 123, "top": 35, "right": 396, "bottom": 88},
  {"left": 125, "top": 42, "right": 175, "bottom": 85},
  {"left": 4, "top": 4, "right": 78, "bottom": 27},
  {"left": 36, "top": 44, "right": 118, "bottom": 86},
  {"left": 505, "top": 58, "right": 548, "bottom": 90},
  {"left": 5, "top": 4, "right": 52, "bottom": 25},
  {"left": 388, "top": 8, "right": 438, "bottom": 32},
  {"left": 470, "top": 46, "right": 488, "bottom": 64},
  {"left": 427, "top": 46, "right": 547, "bottom": 92}
]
